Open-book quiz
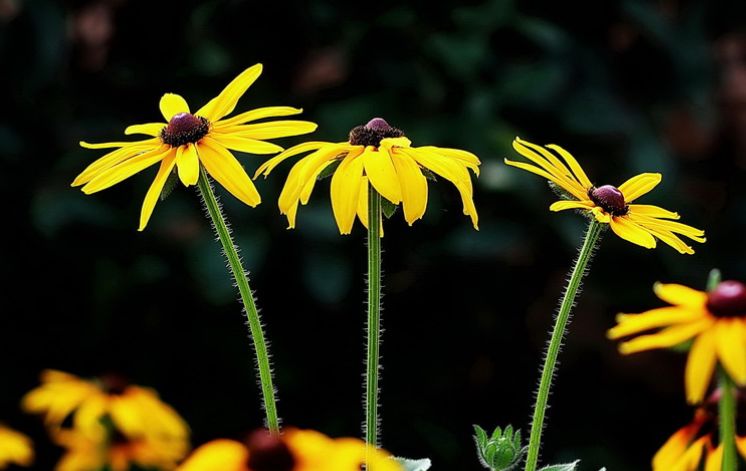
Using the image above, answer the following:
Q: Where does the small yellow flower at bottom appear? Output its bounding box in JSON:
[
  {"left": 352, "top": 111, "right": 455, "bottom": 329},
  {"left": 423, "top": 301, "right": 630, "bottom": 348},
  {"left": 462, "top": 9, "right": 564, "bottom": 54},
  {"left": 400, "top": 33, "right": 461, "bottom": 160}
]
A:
[
  {"left": 504, "top": 137, "right": 705, "bottom": 254},
  {"left": 609, "top": 280, "right": 746, "bottom": 403},
  {"left": 254, "top": 117, "right": 480, "bottom": 234},
  {"left": 0, "top": 425, "right": 33, "bottom": 469},
  {"left": 177, "top": 428, "right": 402, "bottom": 471}
]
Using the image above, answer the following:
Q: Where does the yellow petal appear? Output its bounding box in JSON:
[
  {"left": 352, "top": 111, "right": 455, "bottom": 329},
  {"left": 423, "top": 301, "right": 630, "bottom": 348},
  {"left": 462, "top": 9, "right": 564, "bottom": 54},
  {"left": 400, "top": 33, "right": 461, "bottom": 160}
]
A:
[
  {"left": 159, "top": 93, "right": 190, "bottom": 121},
  {"left": 176, "top": 144, "right": 199, "bottom": 187},
  {"left": 254, "top": 142, "right": 339, "bottom": 178},
  {"left": 653, "top": 283, "right": 708, "bottom": 309},
  {"left": 736, "top": 437, "right": 746, "bottom": 459},
  {"left": 357, "top": 176, "right": 370, "bottom": 229},
  {"left": 125, "top": 123, "right": 165, "bottom": 137},
  {"left": 330, "top": 153, "right": 365, "bottom": 234},
  {"left": 82, "top": 146, "right": 171, "bottom": 194},
  {"left": 196, "top": 64, "right": 263, "bottom": 121},
  {"left": 653, "top": 422, "right": 702, "bottom": 471},
  {"left": 210, "top": 134, "right": 284, "bottom": 155},
  {"left": 0, "top": 426, "right": 34, "bottom": 467},
  {"left": 609, "top": 306, "right": 705, "bottom": 339},
  {"left": 545, "top": 143, "right": 593, "bottom": 189},
  {"left": 704, "top": 444, "right": 723, "bottom": 471},
  {"left": 619, "top": 318, "right": 713, "bottom": 354},
  {"left": 80, "top": 140, "right": 156, "bottom": 149},
  {"left": 716, "top": 319, "right": 746, "bottom": 385},
  {"left": 675, "top": 437, "right": 707, "bottom": 471},
  {"left": 391, "top": 151, "right": 428, "bottom": 224},
  {"left": 197, "top": 138, "right": 261, "bottom": 207},
  {"left": 177, "top": 440, "right": 248, "bottom": 471},
  {"left": 628, "top": 204, "right": 680, "bottom": 219},
  {"left": 632, "top": 215, "right": 706, "bottom": 242},
  {"left": 549, "top": 200, "right": 594, "bottom": 212},
  {"left": 363, "top": 147, "right": 402, "bottom": 204},
  {"left": 138, "top": 152, "right": 178, "bottom": 231},
  {"left": 73, "top": 142, "right": 158, "bottom": 186},
  {"left": 590, "top": 206, "right": 612, "bottom": 223},
  {"left": 418, "top": 146, "right": 480, "bottom": 175},
  {"left": 217, "top": 120, "right": 318, "bottom": 140},
  {"left": 685, "top": 328, "right": 718, "bottom": 404},
  {"left": 641, "top": 225, "right": 696, "bottom": 255},
  {"left": 300, "top": 160, "right": 336, "bottom": 205},
  {"left": 215, "top": 106, "right": 304, "bottom": 127},
  {"left": 512, "top": 138, "right": 588, "bottom": 200},
  {"left": 617, "top": 173, "right": 662, "bottom": 202},
  {"left": 609, "top": 216, "right": 657, "bottom": 249}
]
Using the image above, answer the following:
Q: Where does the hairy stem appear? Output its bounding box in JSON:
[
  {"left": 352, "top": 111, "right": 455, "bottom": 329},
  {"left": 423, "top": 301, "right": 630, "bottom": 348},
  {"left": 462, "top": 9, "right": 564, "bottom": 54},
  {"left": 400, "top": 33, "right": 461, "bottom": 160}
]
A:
[
  {"left": 365, "top": 187, "right": 382, "bottom": 451},
  {"left": 197, "top": 167, "right": 280, "bottom": 434},
  {"left": 524, "top": 220, "right": 603, "bottom": 471},
  {"left": 720, "top": 371, "right": 737, "bottom": 470}
]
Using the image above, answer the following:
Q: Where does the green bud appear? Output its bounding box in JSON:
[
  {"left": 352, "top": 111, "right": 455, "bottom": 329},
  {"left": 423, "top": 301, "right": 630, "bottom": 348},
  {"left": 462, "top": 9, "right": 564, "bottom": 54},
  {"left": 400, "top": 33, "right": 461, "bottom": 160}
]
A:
[{"left": 473, "top": 424, "right": 526, "bottom": 471}]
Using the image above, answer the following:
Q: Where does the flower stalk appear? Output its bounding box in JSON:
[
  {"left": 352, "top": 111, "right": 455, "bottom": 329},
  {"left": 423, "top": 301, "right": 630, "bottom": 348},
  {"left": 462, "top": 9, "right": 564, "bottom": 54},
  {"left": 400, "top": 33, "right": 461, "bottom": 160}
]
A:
[
  {"left": 719, "top": 371, "right": 737, "bottom": 471},
  {"left": 197, "top": 166, "right": 280, "bottom": 434},
  {"left": 365, "top": 187, "right": 383, "bottom": 450},
  {"left": 524, "top": 220, "right": 603, "bottom": 471}
]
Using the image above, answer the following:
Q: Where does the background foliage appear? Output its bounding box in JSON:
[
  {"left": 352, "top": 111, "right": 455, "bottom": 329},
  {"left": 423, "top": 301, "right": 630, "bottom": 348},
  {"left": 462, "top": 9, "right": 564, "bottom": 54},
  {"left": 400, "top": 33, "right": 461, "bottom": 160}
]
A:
[{"left": 3, "top": 0, "right": 746, "bottom": 469}]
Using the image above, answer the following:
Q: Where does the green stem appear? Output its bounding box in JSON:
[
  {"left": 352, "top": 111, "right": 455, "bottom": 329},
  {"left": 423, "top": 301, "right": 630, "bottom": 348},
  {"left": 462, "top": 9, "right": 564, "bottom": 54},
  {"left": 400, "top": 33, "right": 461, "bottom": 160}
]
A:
[
  {"left": 524, "top": 220, "right": 602, "bottom": 471},
  {"left": 197, "top": 167, "right": 280, "bottom": 434},
  {"left": 365, "top": 187, "right": 382, "bottom": 448},
  {"left": 720, "top": 370, "right": 737, "bottom": 471}
]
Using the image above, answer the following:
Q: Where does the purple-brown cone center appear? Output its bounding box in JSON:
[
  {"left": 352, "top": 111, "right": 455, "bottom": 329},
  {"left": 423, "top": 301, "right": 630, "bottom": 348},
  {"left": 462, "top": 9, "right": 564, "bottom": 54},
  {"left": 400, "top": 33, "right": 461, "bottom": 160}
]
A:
[
  {"left": 245, "top": 430, "right": 295, "bottom": 471},
  {"left": 100, "top": 374, "right": 128, "bottom": 395},
  {"left": 589, "top": 185, "right": 629, "bottom": 216},
  {"left": 160, "top": 112, "right": 210, "bottom": 147},
  {"left": 348, "top": 117, "right": 404, "bottom": 147},
  {"left": 707, "top": 281, "right": 746, "bottom": 318}
]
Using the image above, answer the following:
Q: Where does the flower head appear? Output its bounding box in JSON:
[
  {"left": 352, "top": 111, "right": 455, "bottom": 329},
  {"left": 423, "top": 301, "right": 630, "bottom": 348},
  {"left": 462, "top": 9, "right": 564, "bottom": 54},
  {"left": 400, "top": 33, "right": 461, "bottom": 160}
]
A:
[
  {"left": 177, "top": 428, "right": 401, "bottom": 471},
  {"left": 0, "top": 425, "right": 33, "bottom": 469},
  {"left": 609, "top": 280, "right": 746, "bottom": 403},
  {"left": 22, "top": 370, "right": 189, "bottom": 448},
  {"left": 505, "top": 137, "right": 705, "bottom": 254},
  {"left": 653, "top": 392, "right": 746, "bottom": 471},
  {"left": 73, "top": 63, "right": 317, "bottom": 230},
  {"left": 254, "top": 117, "right": 480, "bottom": 234}
]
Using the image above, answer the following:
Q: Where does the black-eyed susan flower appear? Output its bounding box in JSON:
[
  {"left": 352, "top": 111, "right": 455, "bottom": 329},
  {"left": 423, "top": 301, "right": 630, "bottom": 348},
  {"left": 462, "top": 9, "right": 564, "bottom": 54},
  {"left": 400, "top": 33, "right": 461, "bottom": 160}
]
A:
[
  {"left": 609, "top": 280, "right": 746, "bottom": 403},
  {"left": 505, "top": 137, "right": 705, "bottom": 254},
  {"left": 653, "top": 392, "right": 746, "bottom": 471},
  {"left": 177, "top": 428, "right": 401, "bottom": 471},
  {"left": 254, "top": 117, "right": 480, "bottom": 234},
  {"left": 0, "top": 426, "right": 33, "bottom": 469},
  {"left": 22, "top": 370, "right": 188, "bottom": 448},
  {"left": 73, "top": 63, "right": 317, "bottom": 231}
]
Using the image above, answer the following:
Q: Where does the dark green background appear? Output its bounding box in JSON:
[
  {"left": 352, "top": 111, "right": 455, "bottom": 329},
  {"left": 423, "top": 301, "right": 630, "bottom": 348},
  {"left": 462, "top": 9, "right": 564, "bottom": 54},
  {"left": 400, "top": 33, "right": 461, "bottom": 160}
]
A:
[{"left": 3, "top": 0, "right": 746, "bottom": 469}]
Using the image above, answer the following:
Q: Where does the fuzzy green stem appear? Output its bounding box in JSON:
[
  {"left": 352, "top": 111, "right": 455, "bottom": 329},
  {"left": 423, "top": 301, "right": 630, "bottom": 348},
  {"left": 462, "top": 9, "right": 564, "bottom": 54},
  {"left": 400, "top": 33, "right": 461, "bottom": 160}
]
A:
[
  {"left": 524, "top": 220, "right": 602, "bottom": 471},
  {"left": 720, "top": 370, "right": 738, "bottom": 470},
  {"left": 197, "top": 167, "right": 280, "bottom": 434},
  {"left": 365, "top": 187, "right": 382, "bottom": 449}
]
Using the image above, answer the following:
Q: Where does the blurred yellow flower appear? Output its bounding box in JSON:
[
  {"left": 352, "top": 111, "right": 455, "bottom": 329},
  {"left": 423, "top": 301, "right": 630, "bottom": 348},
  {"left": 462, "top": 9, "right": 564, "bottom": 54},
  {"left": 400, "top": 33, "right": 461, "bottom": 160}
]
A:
[
  {"left": 609, "top": 281, "right": 746, "bottom": 403},
  {"left": 0, "top": 425, "right": 33, "bottom": 469},
  {"left": 505, "top": 137, "right": 705, "bottom": 254},
  {"left": 73, "top": 63, "right": 317, "bottom": 230},
  {"left": 255, "top": 117, "right": 480, "bottom": 234},
  {"left": 178, "top": 428, "right": 402, "bottom": 471},
  {"left": 22, "top": 370, "right": 188, "bottom": 447},
  {"left": 653, "top": 400, "right": 746, "bottom": 471}
]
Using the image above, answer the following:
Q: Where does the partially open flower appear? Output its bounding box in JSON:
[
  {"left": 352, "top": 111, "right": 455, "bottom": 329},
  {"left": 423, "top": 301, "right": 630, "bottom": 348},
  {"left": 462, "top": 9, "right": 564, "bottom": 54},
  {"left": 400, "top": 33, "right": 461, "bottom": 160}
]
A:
[
  {"left": 0, "top": 425, "right": 33, "bottom": 469},
  {"left": 254, "top": 117, "right": 480, "bottom": 234},
  {"left": 177, "top": 428, "right": 401, "bottom": 471}
]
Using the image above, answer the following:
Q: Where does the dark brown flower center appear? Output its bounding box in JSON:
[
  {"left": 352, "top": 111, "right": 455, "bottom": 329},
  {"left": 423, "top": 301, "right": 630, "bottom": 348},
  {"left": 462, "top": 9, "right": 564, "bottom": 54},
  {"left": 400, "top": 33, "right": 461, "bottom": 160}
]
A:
[
  {"left": 245, "top": 430, "right": 295, "bottom": 471},
  {"left": 348, "top": 117, "right": 404, "bottom": 147},
  {"left": 160, "top": 112, "right": 210, "bottom": 147},
  {"left": 589, "top": 185, "right": 628, "bottom": 216},
  {"left": 100, "top": 374, "right": 128, "bottom": 395},
  {"left": 707, "top": 281, "right": 746, "bottom": 318}
]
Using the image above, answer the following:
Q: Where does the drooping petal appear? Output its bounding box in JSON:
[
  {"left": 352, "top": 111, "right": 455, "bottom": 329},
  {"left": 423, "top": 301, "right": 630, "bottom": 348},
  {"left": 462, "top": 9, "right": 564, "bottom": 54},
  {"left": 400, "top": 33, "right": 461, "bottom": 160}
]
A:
[
  {"left": 125, "top": 123, "right": 165, "bottom": 137},
  {"left": 685, "top": 328, "right": 718, "bottom": 404},
  {"left": 139, "top": 151, "right": 178, "bottom": 231},
  {"left": 609, "top": 216, "right": 657, "bottom": 249},
  {"left": 73, "top": 141, "right": 159, "bottom": 186},
  {"left": 177, "top": 440, "right": 248, "bottom": 471},
  {"left": 715, "top": 319, "right": 746, "bottom": 385},
  {"left": 197, "top": 138, "right": 261, "bottom": 207},
  {"left": 673, "top": 437, "right": 706, "bottom": 471},
  {"left": 176, "top": 144, "right": 199, "bottom": 187},
  {"left": 391, "top": 151, "right": 428, "bottom": 224},
  {"left": 653, "top": 283, "right": 708, "bottom": 309},
  {"left": 619, "top": 318, "right": 713, "bottom": 354},
  {"left": 363, "top": 147, "right": 402, "bottom": 204},
  {"left": 330, "top": 153, "right": 365, "bottom": 234},
  {"left": 357, "top": 176, "right": 369, "bottom": 229},
  {"left": 215, "top": 106, "right": 304, "bottom": 127},
  {"left": 549, "top": 200, "right": 594, "bottom": 212},
  {"left": 418, "top": 146, "right": 480, "bottom": 175},
  {"left": 628, "top": 204, "right": 680, "bottom": 219},
  {"left": 254, "top": 142, "right": 342, "bottom": 178},
  {"left": 82, "top": 146, "right": 171, "bottom": 194},
  {"left": 196, "top": 64, "right": 263, "bottom": 121},
  {"left": 617, "top": 173, "right": 662, "bottom": 202},
  {"left": 704, "top": 445, "right": 723, "bottom": 471},
  {"left": 210, "top": 134, "right": 284, "bottom": 155},
  {"left": 608, "top": 306, "right": 705, "bottom": 339},
  {"left": 642, "top": 225, "right": 696, "bottom": 254},
  {"left": 159, "top": 94, "right": 190, "bottom": 121},
  {"left": 632, "top": 215, "right": 706, "bottom": 242},
  {"left": 652, "top": 422, "right": 703, "bottom": 471}
]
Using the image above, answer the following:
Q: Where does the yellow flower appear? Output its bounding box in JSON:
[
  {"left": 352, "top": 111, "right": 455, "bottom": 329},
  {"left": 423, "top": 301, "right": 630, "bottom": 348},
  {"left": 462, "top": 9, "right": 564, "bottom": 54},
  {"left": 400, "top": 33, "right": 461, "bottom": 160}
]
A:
[
  {"left": 73, "top": 63, "right": 317, "bottom": 231},
  {"left": 652, "top": 400, "right": 746, "bottom": 471},
  {"left": 0, "top": 425, "right": 33, "bottom": 469},
  {"left": 254, "top": 117, "right": 480, "bottom": 234},
  {"left": 608, "top": 280, "right": 746, "bottom": 403},
  {"left": 505, "top": 137, "right": 705, "bottom": 254},
  {"left": 22, "top": 370, "right": 189, "bottom": 446},
  {"left": 177, "top": 428, "right": 402, "bottom": 471},
  {"left": 54, "top": 428, "right": 185, "bottom": 471}
]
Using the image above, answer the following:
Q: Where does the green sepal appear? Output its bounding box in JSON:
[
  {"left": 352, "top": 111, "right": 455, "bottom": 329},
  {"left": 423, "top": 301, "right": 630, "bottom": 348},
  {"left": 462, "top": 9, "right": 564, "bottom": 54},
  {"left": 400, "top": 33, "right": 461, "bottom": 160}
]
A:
[
  {"left": 382, "top": 198, "right": 398, "bottom": 219},
  {"left": 422, "top": 167, "right": 438, "bottom": 182},
  {"left": 395, "top": 457, "right": 432, "bottom": 471},
  {"left": 316, "top": 159, "right": 341, "bottom": 180},
  {"left": 474, "top": 424, "right": 489, "bottom": 448},
  {"left": 538, "top": 460, "right": 580, "bottom": 471},
  {"left": 160, "top": 171, "right": 179, "bottom": 201}
]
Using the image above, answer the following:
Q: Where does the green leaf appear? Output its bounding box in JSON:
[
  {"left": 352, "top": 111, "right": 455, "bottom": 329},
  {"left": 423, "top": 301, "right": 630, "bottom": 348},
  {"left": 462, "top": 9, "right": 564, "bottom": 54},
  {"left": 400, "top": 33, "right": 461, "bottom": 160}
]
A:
[
  {"left": 316, "top": 159, "right": 341, "bottom": 180},
  {"left": 382, "top": 198, "right": 398, "bottom": 219},
  {"left": 491, "top": 425, "right": 502, "bottom": 440},
  {"left": 539, "top": 460, "right": 580, "bottom": 471},
  {"left": 160, "top": 171, "right": 179, "bottom": 201},
  {"left": 473, "top": 425, "right": 489, "bottom": 448},
  {"left": 395, "top": 457, "right": 432, "bottom": 471}
]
